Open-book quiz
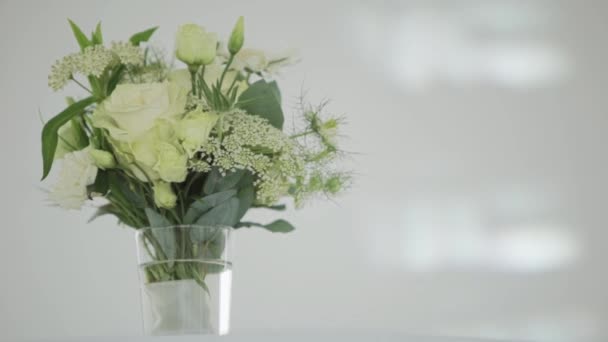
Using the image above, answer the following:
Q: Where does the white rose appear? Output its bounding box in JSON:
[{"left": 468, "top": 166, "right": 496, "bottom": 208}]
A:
[
  {"left": 177, "top": 108, "right": 219, "bottom": 157},
  {"left": 92, "top": 81, "right": 187, "bottom": 142},
  {"left": 49, "top": 147, "right": 98, "bottom": 210},
  {"left": 175, "top": 24, "right": 217, "bottom": 66}
]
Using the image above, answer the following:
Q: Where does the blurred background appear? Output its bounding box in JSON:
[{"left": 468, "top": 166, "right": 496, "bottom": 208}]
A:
[{"left": 1, "top": 0, "right": 607, "bottom": 341}]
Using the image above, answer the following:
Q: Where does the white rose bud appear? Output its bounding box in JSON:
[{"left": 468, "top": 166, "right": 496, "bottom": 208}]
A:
[
  {"left": 175, "top": 23, "right": 217, "bottom": 66},
  {"left": 153, "top": 181, "right": 177, "bottom": 209},
  {"left": 89, "top": 148, "right": 116, "bottom": 170}
]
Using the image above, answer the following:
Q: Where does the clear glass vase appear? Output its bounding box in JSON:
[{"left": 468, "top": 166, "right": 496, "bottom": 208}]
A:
[{"left": 135, "top": 225, "right": 233, "bottom": 336}]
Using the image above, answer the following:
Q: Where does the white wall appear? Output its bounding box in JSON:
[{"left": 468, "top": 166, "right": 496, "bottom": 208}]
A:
[{"left": 1, "top": 0, "right": 607, "bottom": 341}]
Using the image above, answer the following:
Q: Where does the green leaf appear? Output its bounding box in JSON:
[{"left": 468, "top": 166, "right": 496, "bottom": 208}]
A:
[
  {"left": 235, "top": 186, "right": 255, "bottom": 221},
  {"left": 145, "top": 208, "right": 171, "bottom": 227},
  {"left": 203, "top": 168, "right": 221, "bottom": 195},
  {"left": 68, "top": 19, "right": 92, "bottom": 51},
  {"left": 129, "top": 26, "right": 158, "bottom": 46},
  {"left": 144, "top": 208, "right": 176, "bottom": 260},
  {"left": 87, "top": 170, "right": 109, "bottom": 196},
  {"left": 237, "top": 219, "right": 295, "bottom": 233},
  {"left": 91, "top": 21, "right": 103, "bottom": 45},
  {"left": 41, "top": 96, "right": 96, "bottom": 180},
  {"left": 214, "top": 169, "right": 245, "bottom": 192},
  {"left": 195, "top": 197, "right": 240, "bottom": 227},
  {"left": 107, "top": 171, "right": 146, "bottom": 209},
  {"left": 106, "top": 64, "right": 125, "bottom": 95},
  {"left": 237, "top": 80, "right": 284, "bottom": 129},
  {"left": 70, "top": 117, "right": 89, "bottom": 149},
  {"left": 252, "top": 203, "right": 287, "bottom": 211},
  {"left": 183, "top": 190, "right": 237, "bottom": 224}
]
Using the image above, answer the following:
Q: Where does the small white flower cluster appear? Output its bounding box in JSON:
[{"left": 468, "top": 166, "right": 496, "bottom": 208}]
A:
[
  {"left": 194, "top": 110, "right": 305, "bottom": 204},
  {"left": 110, "top": 41, "right": 144, "bottom": 66},
  {"left": 48, "top": 43, "right": 144, "bottom": 91}
]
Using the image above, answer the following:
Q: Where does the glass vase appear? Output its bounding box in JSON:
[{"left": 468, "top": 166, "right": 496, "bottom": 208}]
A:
[{"left": 135, "top": 225, "right": 233, "bottom": 336}]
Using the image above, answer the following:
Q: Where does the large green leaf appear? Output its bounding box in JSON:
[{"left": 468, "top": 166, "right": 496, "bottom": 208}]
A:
[
  {"left": 129, "top": 26, "right": 158, "bottom": 46},
  {"left": 183, "top": 190, "right": 237, "bottom": 224},
  {"left": 237, "top": 80, "right": 284, "bottom": 129},
  {"left": 235, "top": 185, "right": 255, "bottom": 221},
  {"left": 41, "top": 96, "right": 96, "bottom": 180},
  {"left": 203, "top": 168, "right": 221, "bottom": 195},
  {"left": 195, "top": 197, "right": 240, "bottom": 227},
  {"left": 68, "top": 19, "right": 92, "bottom": 51},
  {"left": 237, "top": 219, "right": 295, "bottom": 233},
  {"left": 144, "top": 209, "right": 176, "bottom": 260}
]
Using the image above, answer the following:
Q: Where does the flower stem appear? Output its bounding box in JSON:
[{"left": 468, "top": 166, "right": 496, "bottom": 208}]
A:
[
  {"left": 290, "top": 130, "right": 314, "bottom": 139},
  {"left": 70, "top": 76, "right": 92, "bottom": 94},
  {"left": 189, "top": 65, "right": 199, "bottom": 97},
  {"left": 218, "top": 54, "right": 234, "bottom": 90}
]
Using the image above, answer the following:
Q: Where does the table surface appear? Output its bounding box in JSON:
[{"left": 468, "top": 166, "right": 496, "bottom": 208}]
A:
[{"left": 38, "top": 332, "right": 531, "bottom": 342}]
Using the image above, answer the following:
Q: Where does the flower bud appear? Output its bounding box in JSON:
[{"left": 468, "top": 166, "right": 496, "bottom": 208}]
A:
[
  {"left": 88, "top": 148, "right": 116, "bottom": 170},
  {"left": 153, "top": 181, "right": 177, "bottom": 209},
  {"left": 228, "top": 16, "right": 244, "bottom": 55},
  {"left": 325, "top": 176, "right": 344, "bottom": 195},
  {"left": 175, "top": 24, "right": 217, "bottom": 66}
]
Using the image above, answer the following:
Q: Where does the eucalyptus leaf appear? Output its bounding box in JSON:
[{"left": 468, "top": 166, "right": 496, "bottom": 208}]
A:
[
  {"left": 183, "top": 189, "right": 237, "bottom": 224},
  {"left": 235, "top": 186, "right": 255, "bottom": 221},
  {"left": 41, "top": 96, "right": 96, "bottom": 180},
  {"left": 203, "top": 168, "right": 221, "bottom": 195},
  {"left": 237, "top": 80, "right": 284, "bottom": 129},
  {"left": 129, "top": 26, "right": 158, "bottom": 46},
  {"left": 214, "top": 169, "right": 245, "bottom": 192},
  {"left": 195, "top": 197, "right": 240, "bottom": 227},
  {"left": 237, "top": 219, "right": 295, "bottom": 233},
  {"left": 144, "top": 208, "right": 176, "bottom": 261}
]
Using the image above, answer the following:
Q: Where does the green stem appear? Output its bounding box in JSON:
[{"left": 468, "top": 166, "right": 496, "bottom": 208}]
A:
[
  {"left": 290, "top": 130, "right": 314, "bottom": 139},
  {"left": 199, "top": 65, "right": 206, "bottom": 100},
  {"left": 189, "top": 66, "right": 198, "bottom": 97},
  {"left": 70, "top": 76, "right": 93, "bottom": 94},
  {"left": 218, "top": 54, "right": 234, "bottom": 90}
]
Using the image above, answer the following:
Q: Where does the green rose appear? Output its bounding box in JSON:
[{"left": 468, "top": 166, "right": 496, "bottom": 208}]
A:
[
  {"left": 177, "top": 108, "right": 219, "bottom": 157},
  {"left": 175, "top": 24, "right": 217, "bottom": 66},
  {"left": 92, "top": 81, "right": 187, "bottom": 142},
  {"left": 153, "top": 181, "right": 177, "bottom": 209}
]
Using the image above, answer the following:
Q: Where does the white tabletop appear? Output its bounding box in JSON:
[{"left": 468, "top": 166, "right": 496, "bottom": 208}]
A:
[{"left": 40, "top": 333, "right": 527, "bottom": 342}]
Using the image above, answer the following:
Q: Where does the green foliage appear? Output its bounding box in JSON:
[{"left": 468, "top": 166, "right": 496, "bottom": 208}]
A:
[
  {"left": 129, "top": 26, "right": 158, "bottom": 46},
  {"left": 237, "top": 219, "right": 295, "bottom": 233},
  {"left": 195, "top": 197, "right": 240, "bottom": 227},
  {"left": 41, "top": 96, "right": 96, "bottom": 180},
  {"left": 68, "top": 19, "right": 92, "bottom": 51},
  {"left": 91, "top": 22, "right": 103, "bottom": 45},
  {"left": 237, "top": 80, "right": 284, "bottom": 129},
  {"left": 183, "top": 190, "right": 237, "bottom": 224}
]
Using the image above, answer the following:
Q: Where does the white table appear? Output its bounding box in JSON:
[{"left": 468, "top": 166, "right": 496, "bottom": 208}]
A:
[{"left": 42, "top": 333, "right": 528, "bottom": 342}]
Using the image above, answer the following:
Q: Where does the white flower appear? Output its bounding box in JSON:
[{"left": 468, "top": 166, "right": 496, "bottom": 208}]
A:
[
  {"left": 231, "top": 48, "right": 268, "bottom": 73},
  {"left": 49, "top": 147, "right": 98, "bottom": 209},
  {"left": 228, "top": 47, "right": 299, "bottom": 81},
  {"left": 92, "top": 81, "right": 187, "bottom": 142}
]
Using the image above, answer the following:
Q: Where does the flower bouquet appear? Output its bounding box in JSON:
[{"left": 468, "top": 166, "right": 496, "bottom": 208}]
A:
[{"left": 41, "top": 17, "right": 348, "bottom": 335}]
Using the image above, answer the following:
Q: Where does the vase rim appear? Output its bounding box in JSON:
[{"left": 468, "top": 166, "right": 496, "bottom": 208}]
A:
[{"left": 138, "top": 224, "right": 233, "bottom": 234}]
